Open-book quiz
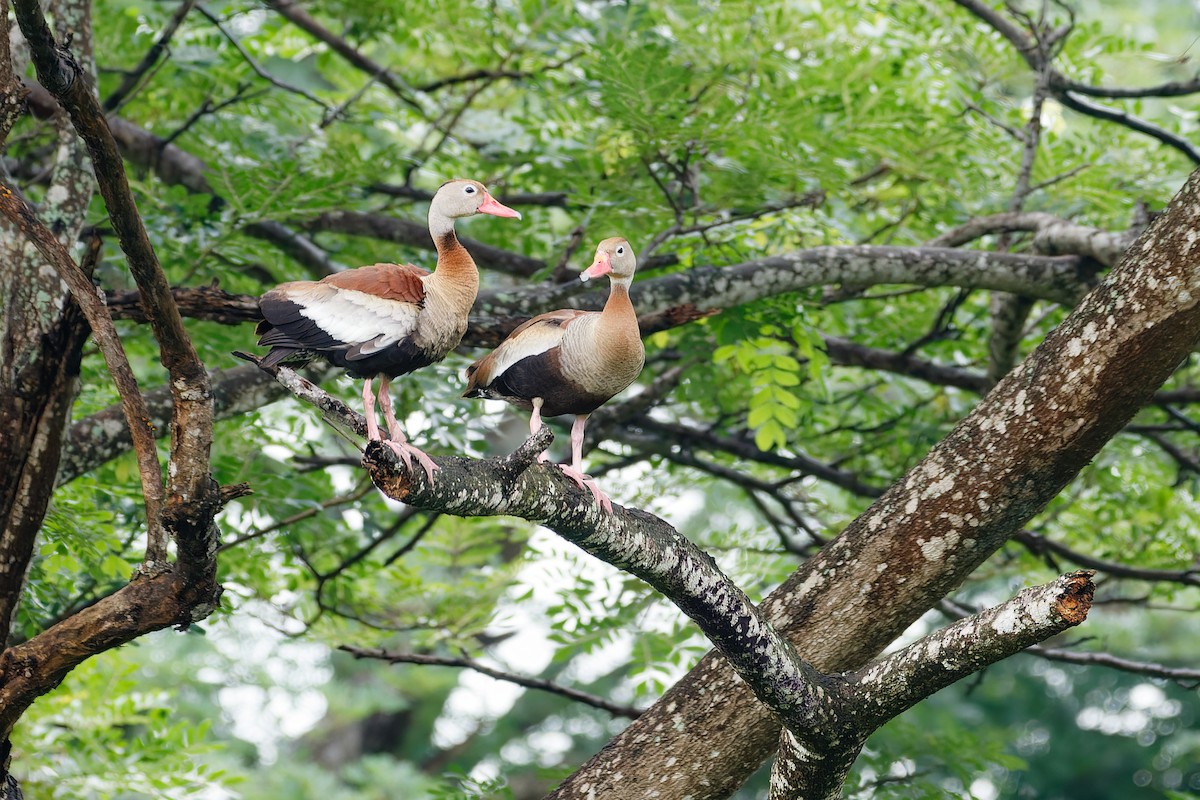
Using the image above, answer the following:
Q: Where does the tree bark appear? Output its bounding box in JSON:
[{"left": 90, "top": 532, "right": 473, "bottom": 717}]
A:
[{"left": 0, "top": 0, "right": 96, "bottom": 649}]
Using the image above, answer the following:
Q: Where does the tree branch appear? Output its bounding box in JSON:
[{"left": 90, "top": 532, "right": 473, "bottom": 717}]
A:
[
  {"left": 479, "top": 245, "right": 1095, "bottom": 321},
  {"left": 262, "top": 0, "right": 421, "bottom": 111},
  {"left": 769, "top": 571, "right": 1094, "bottom": 799},
  {"left": 102, "top": 0, "right": 197, "bottom": 112},
  {"left": 928, "top": 211, "right": 1134, "bottom": 267},
  {"left": 58, "top": 361, "right": 336, "bottom": 486},
  {"left": 1029, "top": 644, "right": 1200, "bottom": 686},
  {"left": 195, "top": 3, "right": 329, "bottom": 110},
  {"left": 549, "top": 164, "right": 1200, "bottom": 800},
  {"left": 15, "top": 0, "right": 218, "bottom": 571},
  {"left": 303, "top": 209, "right": 546, "bottom": 278},
  {"left": 949, "top": 0, "right": 1200, "bottom": 164},
  {"left": 850, "top": 571, "right": 1093, "bottom": 727},
  {"left": 274, "top": 352, "right": 1097, "bottom": 800},
  {"left": 0, "top": 184, "right": 168, "bottom": 558},
  {"left": 339, "top": 646, "right": 643, "bottom": 719},
  {"left": 263, "top": 363, "right": 852, "bottom": 757}
]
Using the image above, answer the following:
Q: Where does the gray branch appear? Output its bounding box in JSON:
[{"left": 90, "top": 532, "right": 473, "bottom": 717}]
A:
[
  {"left": 928, "top": 211, "right": 1136, "bottom": 267},
  {"left": 261, "top": 351, "right": 1099, "bottom": 799},
  {"left": 339, "top": 646, "right": 643, "bottom": 719},
  {"left": 257, "top": 361, "right": 848, "bottom": 755},
  {"left": 478, "top": 245, "right": 1095, "bottom": 321},
  {"left": 769, "top": 570, "right": 1094, "bottom": 799},
  {"left": 548, "top": 165, "right": 1200, "bottom": 800},
  {"left": 58, "top": 362, "right": 336, "bottom": 486}
]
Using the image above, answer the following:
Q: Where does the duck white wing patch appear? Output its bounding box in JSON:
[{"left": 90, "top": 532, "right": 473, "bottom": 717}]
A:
[
  {"left": 486, "top": 318, "right": 573, "bottom": 381},
  {"left": 291, "top": 284, "right": 423, "bottom": 348}
]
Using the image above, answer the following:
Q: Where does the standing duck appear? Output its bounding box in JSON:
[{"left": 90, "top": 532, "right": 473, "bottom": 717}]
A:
[
  {"left": 255, "top": 179, "right": 521, "bottom": 479},
  {"left": 463, "top": 237, "right": 644, "bottom": 513}
]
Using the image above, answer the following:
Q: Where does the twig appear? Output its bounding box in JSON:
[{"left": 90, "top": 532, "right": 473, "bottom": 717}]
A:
[
  {"left": 103, "top": 0, "right": 198, "bottom": 112},
  {"left": 1029, "top": 645, "right": 1200, "bottom": 687},
  {"left": 340, "top": 646, "right": 643, "bottom": 718},
  {"left": 415, "top": 51, "right": 583, "bottom": 93},
  {"left": 1012, "top": 529, "right": 1200, "bottom": 586},
  {"left": 950, "top": 0, "right": 1200, "bottom": 164},
  {"left": 218, "top": 479, "right": 376, "bottom": 552},
  {"left": 263, "top": 0, "right": 422, "bottom": 111},
  {"left": 195, "top": 4, "right": 329, "bottom": 110}
]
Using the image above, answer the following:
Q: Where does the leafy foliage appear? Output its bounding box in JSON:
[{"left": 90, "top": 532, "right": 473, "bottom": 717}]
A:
[{"left": 4, "top": 0, "right": 1200, "bottom": 797}]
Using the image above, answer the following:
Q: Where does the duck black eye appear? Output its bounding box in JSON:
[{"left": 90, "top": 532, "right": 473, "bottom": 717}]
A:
[{"left": 464, "top": 185, "right": 477, "bottom": 194}]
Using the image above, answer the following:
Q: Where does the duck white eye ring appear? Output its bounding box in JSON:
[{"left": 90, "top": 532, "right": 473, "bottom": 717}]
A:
[{"left": 464, "top": 185, "right": 477, "bottom": 194}]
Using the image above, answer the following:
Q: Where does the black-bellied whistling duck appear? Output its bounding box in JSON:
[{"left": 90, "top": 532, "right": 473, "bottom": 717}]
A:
[
  {"left": 463, "top": 237, "right": 644, "bottom": 513},
  {"left": 255, "top": 179, "right": 521, "bottom": 479}
]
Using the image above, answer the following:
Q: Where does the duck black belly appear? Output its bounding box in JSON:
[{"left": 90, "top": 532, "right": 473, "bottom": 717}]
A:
[{"left": 483, "top": 352, "right": 611, "bottom": 417}]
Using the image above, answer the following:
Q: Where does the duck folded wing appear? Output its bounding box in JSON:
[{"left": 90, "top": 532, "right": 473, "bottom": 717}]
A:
[
  {"left": 320, "top": 262, "right": 429, "bottom": 304},
  {"left": 465, "top": 309, "right": 589, "bottom": 391},
  {"left": 258, "top": 276, "right": 425, "bottom": 357}
]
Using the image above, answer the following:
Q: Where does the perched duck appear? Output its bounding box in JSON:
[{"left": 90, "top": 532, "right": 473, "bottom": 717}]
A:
[
  {"left": 463, "top": 237, "right": 644, "bottom": 512},
  {"left": 256, "top": 179, "right": 521, "bottom": 479}
]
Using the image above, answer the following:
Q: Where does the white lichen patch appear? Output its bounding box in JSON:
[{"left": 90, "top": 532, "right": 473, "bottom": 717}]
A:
[
  {"left": 1013, "top": 389, "right": 1028, "bottom": 416},
  {"left": 923, "top": 474, "right": 955, "bottom": 499},
  {"left": 917, "top": 531, "right": 959, "bottom": 562},
  {"left": 991, "top": 605, "right": 1022, "bottom": 634},
  {"left": 797, "top": 570, "right": 825, "bottom": 596}
]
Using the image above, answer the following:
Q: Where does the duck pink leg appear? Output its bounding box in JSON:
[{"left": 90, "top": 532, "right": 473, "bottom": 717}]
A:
[
  {"left": 557, "top": 414, "right": 613, "bottom": 514},
  {"left": 377, "top": 376, "right": 439, "bottom": 483},
  {"left": 362, "top": 378, "right": 383, "bottom": 441},
  {"left": 529, "top": 398, "right": 549, "bottom": 464}
]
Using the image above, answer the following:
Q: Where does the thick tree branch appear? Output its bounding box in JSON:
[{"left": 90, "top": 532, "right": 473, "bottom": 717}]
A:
[
  {"left": 364, "top": 444, "right": 846, "bottom": 753},
  {"left": 769, "top": 571, "right": 1094, "bottom": 799},
  {"left": 850, "top": 571, "right": 1093, "bottom": 727},
  {"left": 0, "top": 563, "right": 222, "bottom": 741},
  {"left": 550, "top": 164, "right": 1200, "bottom": 800},
  {"left": 928, "top": 211, "right": 1135, "bottom": 266},
  {"left": 479, "top": 245, "right": 1094, "bottom": 322},
  {"left": 0, "top": 0, "right": 99, "bottom": 650},
  {"left": 100, "top": 241, "right": 1094, "bottom": 335},
  {"left": 339, "top": 646, "right": 643, "bottom": 719},
  {"left": 267, "top": 346, "right": 1101, "bottom": 799},
  {"left": 261, "top": 362, "right": 850, "bottom": 756}
]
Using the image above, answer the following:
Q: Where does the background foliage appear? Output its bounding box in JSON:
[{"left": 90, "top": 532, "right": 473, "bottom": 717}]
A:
[{"left": 6, "top": 0, "right": 1200, "bottom": 797}]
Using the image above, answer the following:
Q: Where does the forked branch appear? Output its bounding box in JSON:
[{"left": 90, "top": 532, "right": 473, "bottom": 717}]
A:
[{"left": 261, "top": 357, "right": 1095, "bottom": 797}]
